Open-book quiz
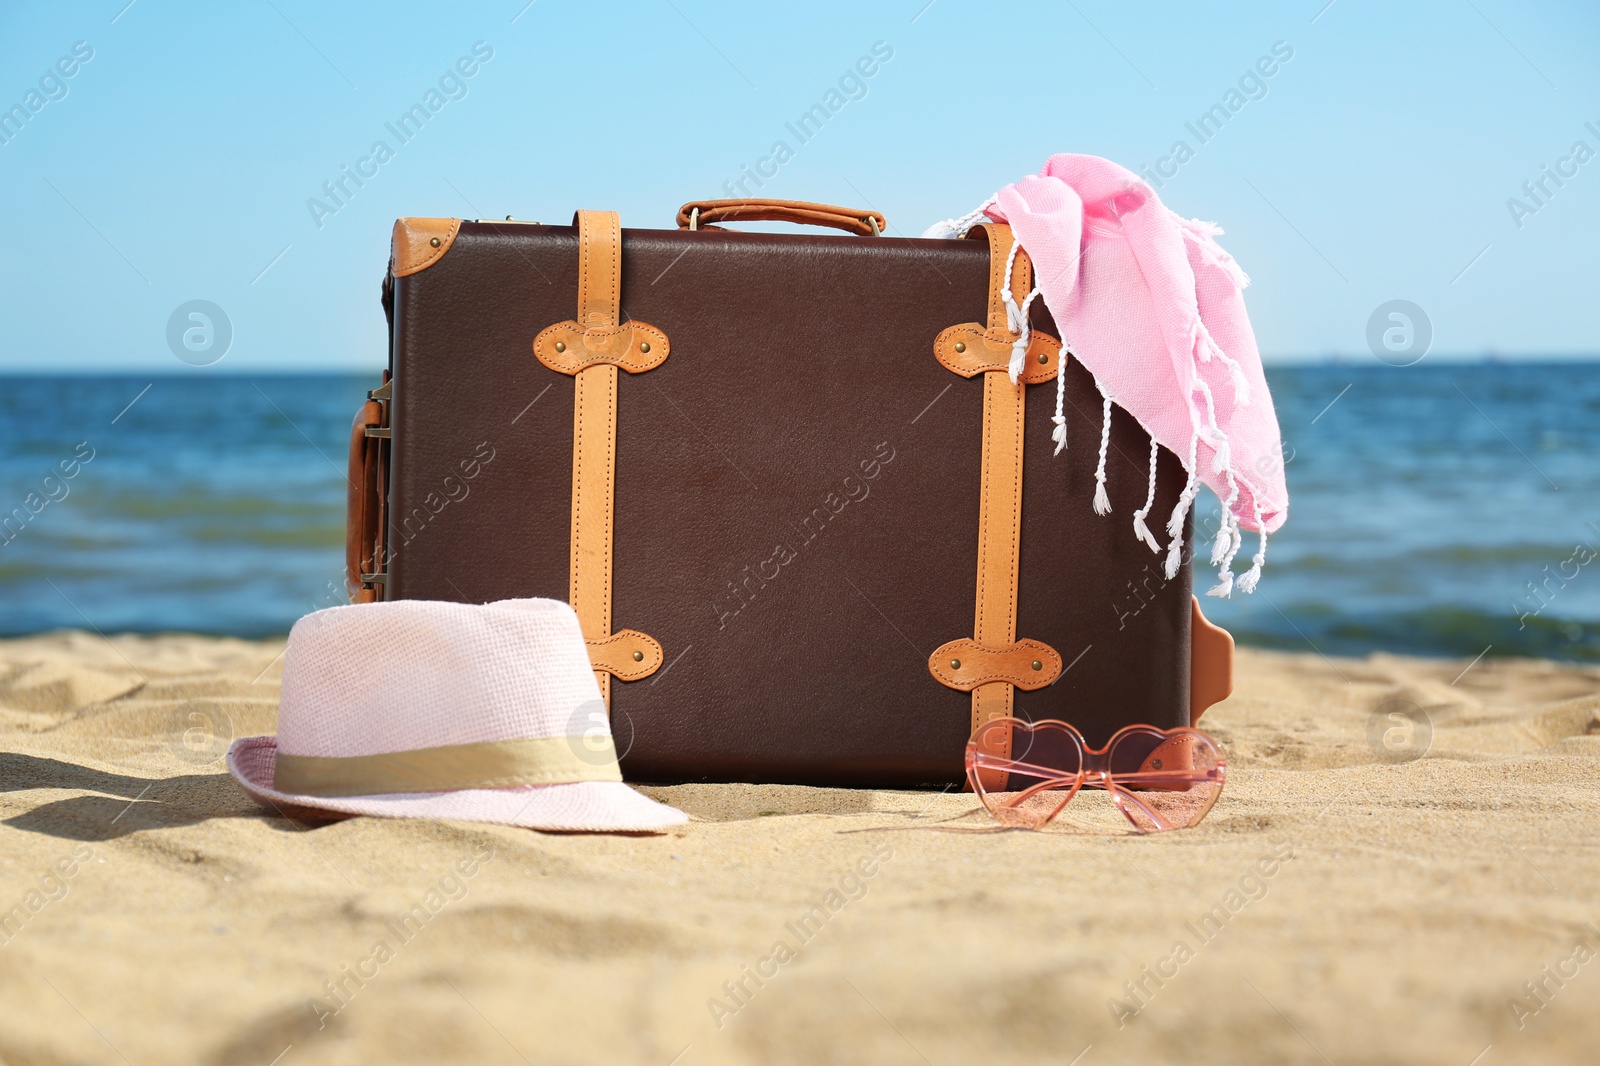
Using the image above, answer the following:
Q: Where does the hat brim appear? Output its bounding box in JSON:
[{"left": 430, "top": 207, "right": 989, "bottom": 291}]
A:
[{"left": 227, "top": 736, "right": 687, "bottom": 833}]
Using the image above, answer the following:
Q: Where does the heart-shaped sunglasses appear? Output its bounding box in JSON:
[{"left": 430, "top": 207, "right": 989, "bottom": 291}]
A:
[{"left": 965, "top": 717, "right": 1226, "bottom": 833}]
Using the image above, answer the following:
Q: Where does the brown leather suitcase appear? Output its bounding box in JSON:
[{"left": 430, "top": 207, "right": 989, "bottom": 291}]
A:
[{"left": 347, "top": 199, "right": 1233, "bottom": 788}]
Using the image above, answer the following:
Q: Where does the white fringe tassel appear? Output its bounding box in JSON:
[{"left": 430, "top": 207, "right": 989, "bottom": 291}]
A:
[
  {"left": 1192, "top": 319, "right": 1252, "bottom": 407},
  {"left": 1206, "top": 507, "right": 1244, "bottom": 598},
  {"left": 1131, "top": 438, "right": 1161, "bottom": 553},
  {"left": 1051, "top": 348, "right": 1069, "bottom": 455},
  {"left": 1163, "top": 431, "right": 1201, "bottom": 580},
  {"left": 1208, "top": 443, "right": 1243, "bottom": 571},
  {"left": 999, "top": 241, "right": 1043, "bottom": 383},
  {"left": 921, "top": 197, "right": 997, "bottom": 240},
  {"left": 1209, "top": 506, "right": 1237, "bottom": 566},
  {"left": 1179, "top": 217, "right": 1252, "bottom": 289},
  {"left": 1092, "top": 378, "right": 1113, "bottom": 515},
  {"left": 1190, "top": 375, "right": 1247, "bottom": 596},
  {"left": 1236, "top": 496, "right": 1269, "bottom": 593},
  {"left": 1010, "top": 286, "right": 1041, "bottom": 383}
]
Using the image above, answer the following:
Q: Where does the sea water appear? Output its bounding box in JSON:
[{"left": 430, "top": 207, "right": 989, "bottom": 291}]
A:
[{"left": 1, "top": 364, "right": 1596, "bottom": 662}]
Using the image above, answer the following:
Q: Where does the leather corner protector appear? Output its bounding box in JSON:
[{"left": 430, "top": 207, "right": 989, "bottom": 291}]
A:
[
  {"left": 392, "top": 217, "right": 462, "bottom": 277},
  {"left": 534, "top": 321, "right": 670, "bottom": 376},
  {"left": 929, "top": 638, "right": 1062, "bottom": 692},
  {"left": 1190, "top": 596, "right": 1235, "bottom": 724},
  {"left": 587, "top": 629, "right": 664, "bottom": 682},
  {"left": 934, "top": 324, "right": 1062, "bottom": 384}
]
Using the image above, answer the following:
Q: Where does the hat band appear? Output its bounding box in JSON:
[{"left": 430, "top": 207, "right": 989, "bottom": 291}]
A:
[{"left": 273, "top": 735, "right": 623, "bottom": 798}]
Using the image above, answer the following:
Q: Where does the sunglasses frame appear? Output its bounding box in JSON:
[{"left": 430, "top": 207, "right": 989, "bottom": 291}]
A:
[{"left": 965, "top": 716, "right": 1227, "bottom": 833}]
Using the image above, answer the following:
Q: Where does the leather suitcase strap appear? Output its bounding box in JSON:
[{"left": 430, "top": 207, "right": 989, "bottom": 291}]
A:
[
  {"left": 346, "top": 397, "right": 383, "bottom": 604},
  {"left": 345, "top": 377, "right": 391, "bottom": 605},
  {"left": 929, "top": 222, "right": 1065, "bottom": 781},
  {"left": 533, "top": 210, "right": 667, "bottom": 704}
]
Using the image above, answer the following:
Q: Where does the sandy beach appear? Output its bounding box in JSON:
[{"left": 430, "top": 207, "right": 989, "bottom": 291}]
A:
[{"left": 2, "top": 631, "right": 1598, "bottom": 1065}]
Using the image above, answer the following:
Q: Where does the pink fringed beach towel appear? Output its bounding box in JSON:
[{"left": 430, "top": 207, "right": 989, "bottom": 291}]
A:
[{"left": 925, "top": 153, "right": 1289, "bottom": 595}]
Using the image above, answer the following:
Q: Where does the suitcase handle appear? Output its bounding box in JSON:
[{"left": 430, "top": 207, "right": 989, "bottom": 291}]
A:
[{"left": 676, "top": 198, "right": 885, "bottom": 237}]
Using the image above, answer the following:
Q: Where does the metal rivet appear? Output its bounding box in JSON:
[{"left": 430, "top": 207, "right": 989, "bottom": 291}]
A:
[
  {"left": 950, "top": 659, "right": 961, "bottom": 670},
  {"left": 1038, "top": 352, "right": 1048, "bottom": 364},
  {"left": 554, "top": 341, "right": 566, "bottom": 352},
  {"left": 639, "top": 342, "right": 651, "bottom": 353},
  {"left": 1031, "top": 660, "right": 1043, "bottom": 671},
  {"left": 632, "top": 650, "right": 644, "bottom": 662},
  {"left": 429, "top": 237, "right": 441, "bottom": 248},
  {"left": 954, "top": 342, "right": 966, "bottom": 353}
]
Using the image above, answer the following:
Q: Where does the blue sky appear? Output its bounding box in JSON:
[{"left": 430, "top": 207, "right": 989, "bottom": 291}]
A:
[{"left": 1, "top": 0, "right": 1595, "bottom": 371}]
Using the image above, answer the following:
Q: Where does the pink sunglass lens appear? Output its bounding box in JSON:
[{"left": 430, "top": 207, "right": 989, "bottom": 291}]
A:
[
  {"left": 970, "top": 721, "right": 1083, "bottom": 828},
  {"left": 1107, "top": 730, "right": 1226, "bottom": 832}
]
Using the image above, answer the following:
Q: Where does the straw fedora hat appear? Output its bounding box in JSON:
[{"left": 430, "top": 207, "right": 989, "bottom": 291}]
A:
[{"left": 227, "top": 597, "right": 686, "bottom": 833}]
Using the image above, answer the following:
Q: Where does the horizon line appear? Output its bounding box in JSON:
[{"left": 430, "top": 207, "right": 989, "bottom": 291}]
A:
[{"left": 3, "top": 352, "right": 1599, "bottom": 375}]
